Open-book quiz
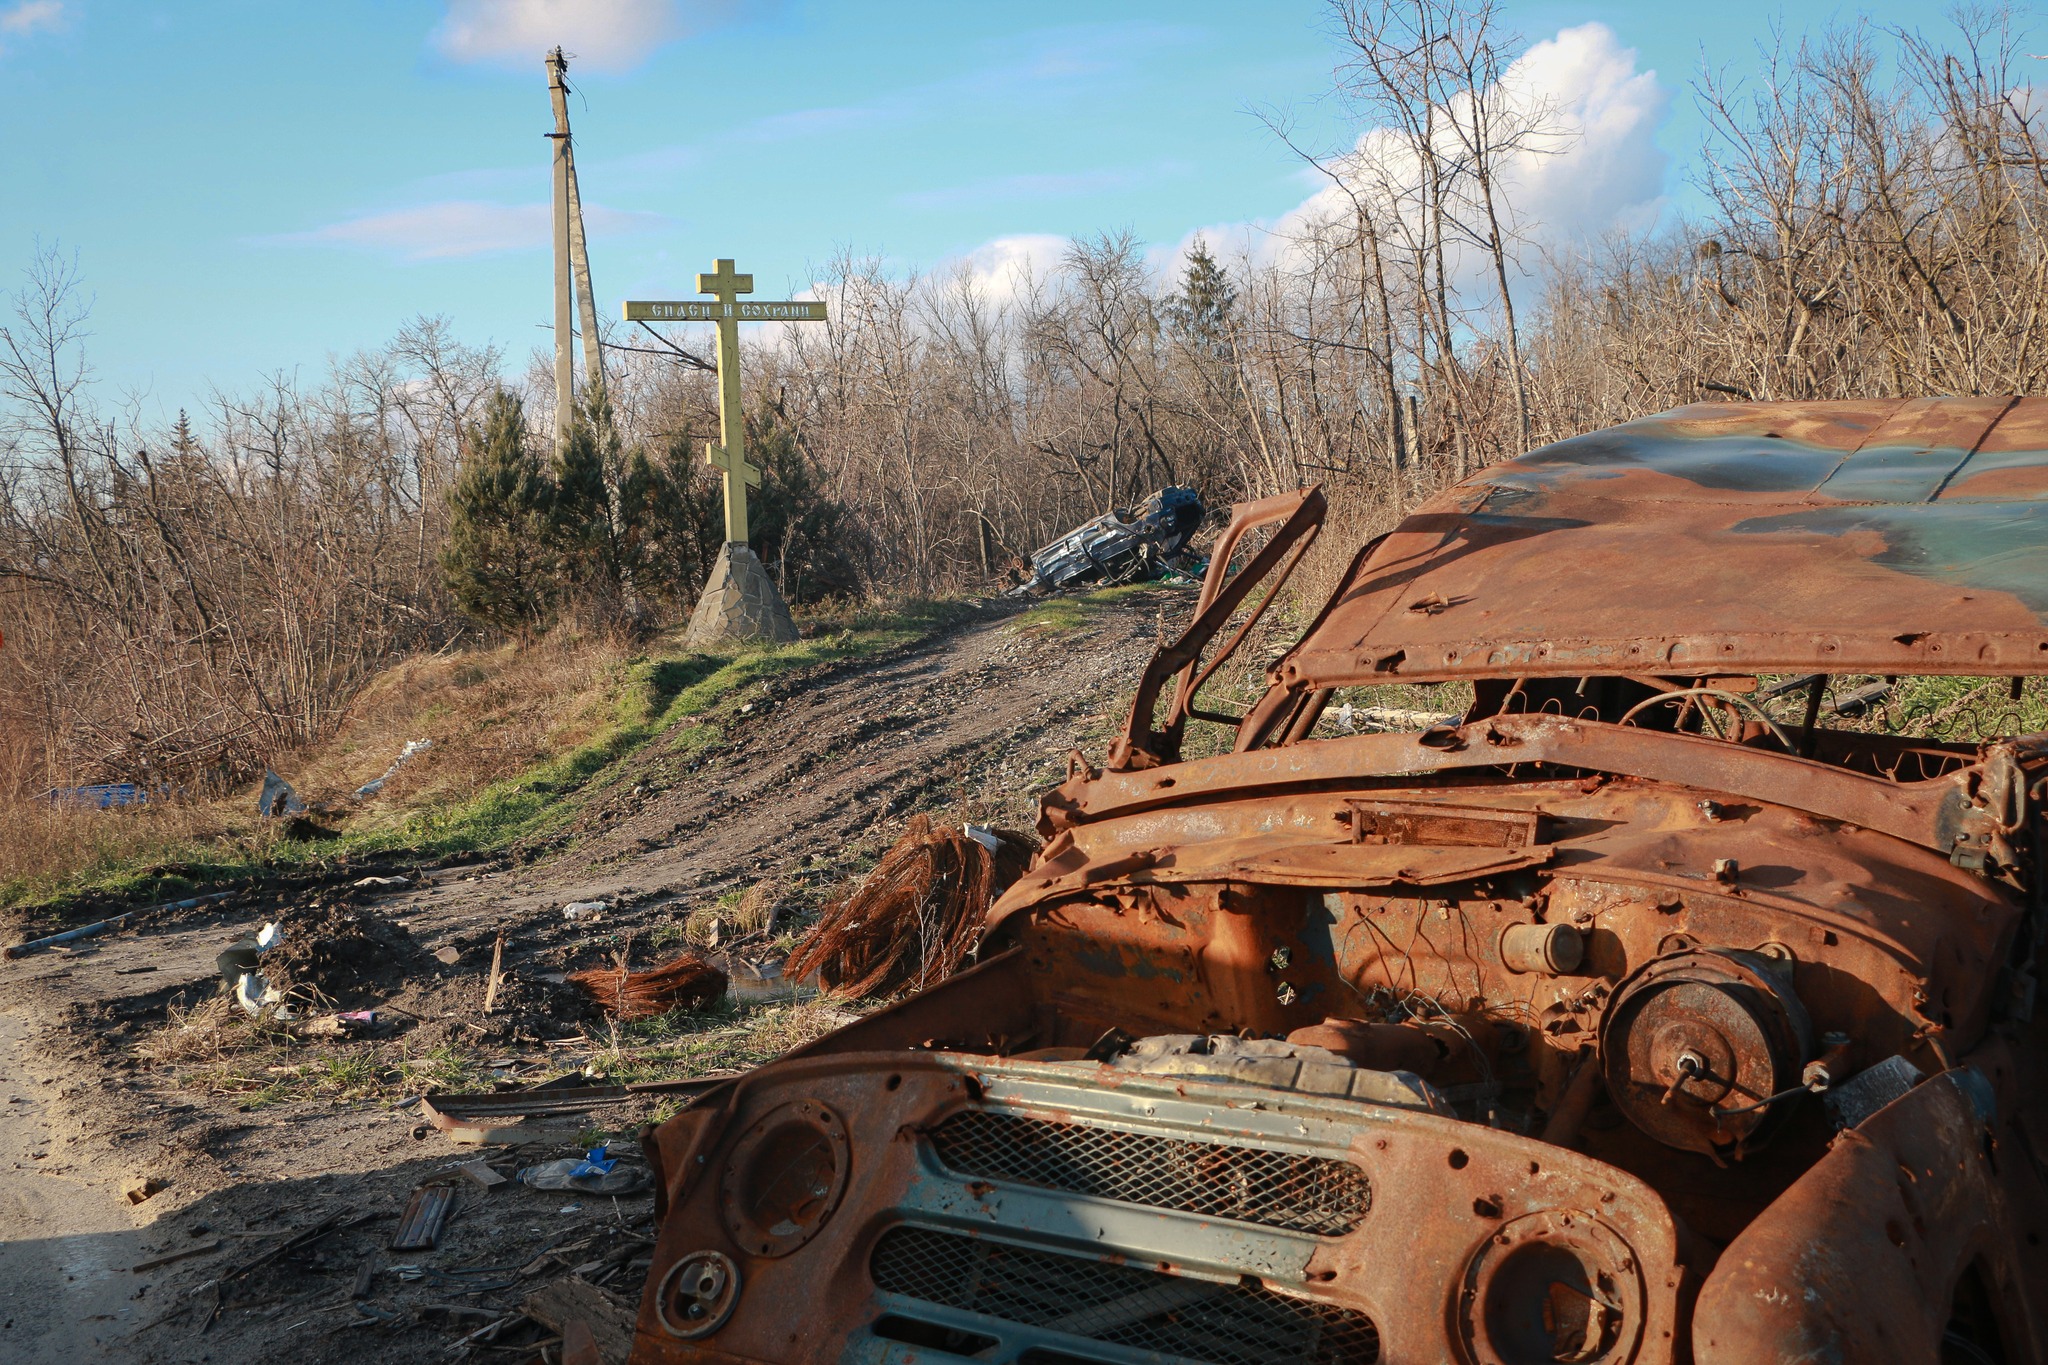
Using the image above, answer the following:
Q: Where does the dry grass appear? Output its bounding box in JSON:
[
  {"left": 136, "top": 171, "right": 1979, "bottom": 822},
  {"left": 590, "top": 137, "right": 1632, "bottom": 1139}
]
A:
[
  {"left": 0, "top": 630, "right": 632, "bottom": 917},
  {"left": 679, "top": 879, "right": 783, "bottom": 947},
  {"left": 291, "top": 631, "right": 628, "bottom": 818},
  {"left": 0, "top": 794, "right": 269, "bottom": 918}
]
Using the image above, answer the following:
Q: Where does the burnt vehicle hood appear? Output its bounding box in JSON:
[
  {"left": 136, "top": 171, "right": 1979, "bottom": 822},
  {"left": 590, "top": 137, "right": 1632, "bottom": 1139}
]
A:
[{"left": 1280, "top": 397, "right": 2048, "bottom": 688}]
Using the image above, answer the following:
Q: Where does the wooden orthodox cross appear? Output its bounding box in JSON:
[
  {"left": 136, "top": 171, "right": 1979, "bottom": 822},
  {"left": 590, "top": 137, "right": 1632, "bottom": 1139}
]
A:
[{"left": 624, "top": 261, "right": 828, "bottom": 544}]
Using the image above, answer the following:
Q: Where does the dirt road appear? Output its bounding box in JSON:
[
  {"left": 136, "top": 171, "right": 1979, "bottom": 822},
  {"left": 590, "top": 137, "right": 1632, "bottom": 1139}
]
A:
[
  {"left": 0, "top": 590, "right": 1179, "bottom": 1364},
  {"left": 0, "top": 1011, "right": 153, "bottom": 1362}
]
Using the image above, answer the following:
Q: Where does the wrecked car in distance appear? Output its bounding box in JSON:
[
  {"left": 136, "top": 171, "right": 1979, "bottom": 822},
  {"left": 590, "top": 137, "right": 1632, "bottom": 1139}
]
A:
[
  {"left": 1012, "top": 485, "right": 1207, "bottom": 595},
  {"left": 631, "top": 397, "right": 2048, "bottom": 1364}
]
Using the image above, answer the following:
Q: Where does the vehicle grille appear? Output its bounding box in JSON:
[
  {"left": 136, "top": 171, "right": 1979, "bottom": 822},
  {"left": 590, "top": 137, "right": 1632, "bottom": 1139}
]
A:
[
  {"left": 929, "top": 1109, "right": 1371, "bottom": 1236},
  {"left": 870, "top": 1226, "right": 1380, "bottom": 1365}
]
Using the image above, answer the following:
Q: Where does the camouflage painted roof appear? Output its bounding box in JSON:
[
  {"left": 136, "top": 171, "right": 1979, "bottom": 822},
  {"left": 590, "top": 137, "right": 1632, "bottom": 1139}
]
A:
[{"left": 1282, "top": 397, "right": 2048, "bottom": 688}]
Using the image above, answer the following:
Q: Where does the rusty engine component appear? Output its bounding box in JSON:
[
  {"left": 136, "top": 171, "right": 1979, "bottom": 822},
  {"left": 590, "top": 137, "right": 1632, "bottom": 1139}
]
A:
[{"left": 631, "top": 397, "right": 2048, "bottom": 1365}]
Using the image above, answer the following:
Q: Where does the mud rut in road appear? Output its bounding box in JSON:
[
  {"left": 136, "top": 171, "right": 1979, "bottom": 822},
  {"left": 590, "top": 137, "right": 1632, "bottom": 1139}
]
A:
[{"left": 0, "top": 590, "right": 1178, "bottom": 1365}]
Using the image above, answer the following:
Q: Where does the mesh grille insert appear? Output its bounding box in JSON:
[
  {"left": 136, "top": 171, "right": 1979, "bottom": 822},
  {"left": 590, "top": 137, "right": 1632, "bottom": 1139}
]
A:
[
  {"left": 871, "top": 1226, "right": 1380, "bottom": 1365},
  {"left": 929, "top": 1109, "right": 1370, "bottom": 1236}
]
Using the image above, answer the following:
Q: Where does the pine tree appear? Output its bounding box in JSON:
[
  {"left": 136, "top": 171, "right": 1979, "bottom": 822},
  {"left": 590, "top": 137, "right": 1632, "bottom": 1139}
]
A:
[
  {"left": 745, "top": 406, "right": 866, "bottom": 603},
  {"left": 550, "top": 382, "right": 676, "bottom": 628},
  {"left": 1164, "top": 237, "right": 1238, "bottom": 359},
  {"left": 441, "top": 391, "right": 557, "bottom": 633},
  {"left": 621, "top": 428, "right": 723, "bottom": 613},
  {"left": 169, "top": 409, "right": 201, "bottom": 460}
]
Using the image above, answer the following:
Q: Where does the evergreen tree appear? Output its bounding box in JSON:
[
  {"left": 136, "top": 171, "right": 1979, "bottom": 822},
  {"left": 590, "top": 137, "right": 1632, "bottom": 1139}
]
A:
[
  {"left": 625, "top": 425, "right": 724, "bottom": 613},
  {"left": 169, "top": 409, "right": 201, "bottom": 460},
  {"left": 1164, "top": 237, "right": 1238, "bottom": 359},
  {"left": 441, "top": 391, "right": 557, "bottom": 633},
  {"left": 549, "top": 383, "right": 632, "bottom": 620},
  {"left": 745, "top": 405, "right": 867, "bottom": 603}
]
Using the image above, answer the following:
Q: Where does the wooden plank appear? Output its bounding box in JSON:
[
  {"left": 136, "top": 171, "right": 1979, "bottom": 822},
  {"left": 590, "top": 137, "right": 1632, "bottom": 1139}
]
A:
[{"left": 522, "top": 1277, "right": 638, "bottom": 1365}]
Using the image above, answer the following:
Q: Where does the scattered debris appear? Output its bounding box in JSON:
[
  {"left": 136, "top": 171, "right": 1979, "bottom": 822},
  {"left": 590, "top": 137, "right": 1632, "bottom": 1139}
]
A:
[
  {"left": 44, "top": 781, "right": 154, "bottom": 809},
  {"left": 483, "top": 930, "right": 507, "bottom": 1013},
  {"left": 255, "top": 767, "right": 305, "bottom": 818},
  {"left": 421, "top": 1077, "right": 732, "bottom": 1144},
  {"left": 217, "top": 922, "right": 288, "bottom": 1017},
  {"left": 3, "top": 890, "right": 235, "bottom": 960},
  {"left": 456, "top": 1159, "right": 508, "bottom": 1189},
  {"left": 123, "top": 1175, "right": 167, "bottom": 1205},
  {"left": 563, "top": 1317, "right": 606, "bottom": 1365},
  {"left": 562, "top": 900, "right": 609, "bottom": 921},
  {"left": 1011, "top": 485, "right": 1206, "bottom": 595},
  {"left": 523, "top": 1276, "right": 639, "bottom": 1365},
  {"left": 296, "top": 1009, "right": 378, "bottom": 1039},
  {"left": 567, "top": 951, "right": 726, "bottom": 1020},
  {"left": 390, "top": 1183, "right": 458, "bottom": 1251},
  {"left": 516, "top": 1145, "right": 652, "bottom": 1195},
  {"left": 353, "top": 737, "right": 432, "bottom": 800},
  {"left": 131, "top": 1241, "right": 221, "bottom": 1273},
  {"left": 352, "top": 874, "right": 411, "bottom": 890},
  {"left": 784, "top": 813, "right": 1035, "bottom": 999}
]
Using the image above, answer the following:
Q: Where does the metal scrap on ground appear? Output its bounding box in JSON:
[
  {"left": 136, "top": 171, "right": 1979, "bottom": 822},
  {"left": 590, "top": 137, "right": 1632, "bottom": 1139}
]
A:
[
  {"left": 567, "top": 951, "right": 727, "bottom": 1020},
  {"left": 782, "top": 815, "right": 1035, "bottom": 999}
]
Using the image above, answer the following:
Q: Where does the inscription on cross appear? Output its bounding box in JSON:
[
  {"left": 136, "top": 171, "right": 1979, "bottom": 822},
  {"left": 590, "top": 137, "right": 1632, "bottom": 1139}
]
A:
[{"left": 624, "top": 259, "right": 828, "bottom": 544}]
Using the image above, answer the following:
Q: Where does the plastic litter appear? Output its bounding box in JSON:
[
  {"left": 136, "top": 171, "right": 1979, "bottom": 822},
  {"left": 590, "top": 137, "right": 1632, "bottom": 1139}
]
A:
[
  {"left": 355, "top": 738, "right": 432, "bottom": 800},
  {"left": 562, "top": 901, "right": 608, "bottom": 921},
  {"left": 256, "top": 768, "right": 305, "bottom": 818},
  {"left": 516, "top": 1145, "right": 652, "bottom": 1195},
  {"left": 219, "top": 922, "right": 294, "bottom": 1019}
]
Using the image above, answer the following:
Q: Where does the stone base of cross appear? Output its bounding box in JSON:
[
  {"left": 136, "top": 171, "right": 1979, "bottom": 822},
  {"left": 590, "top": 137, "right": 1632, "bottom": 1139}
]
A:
[
  {"left": 625, "top": 258, "right": 828, "bottom": 642},
  {"left": 683, "top": 542, "right": 797, "bottom": 647}
]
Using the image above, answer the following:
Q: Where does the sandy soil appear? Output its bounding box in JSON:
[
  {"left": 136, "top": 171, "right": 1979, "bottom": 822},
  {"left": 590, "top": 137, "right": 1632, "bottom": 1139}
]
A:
[{"left": 0, "top": 591, "right": 1176, "bottom": 1364}]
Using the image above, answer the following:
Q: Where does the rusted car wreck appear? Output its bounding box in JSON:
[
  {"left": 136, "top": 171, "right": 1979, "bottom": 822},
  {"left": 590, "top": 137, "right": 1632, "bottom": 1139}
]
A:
[{"left": 632, "top": 397, "right": 2048, "bottom": 1365}]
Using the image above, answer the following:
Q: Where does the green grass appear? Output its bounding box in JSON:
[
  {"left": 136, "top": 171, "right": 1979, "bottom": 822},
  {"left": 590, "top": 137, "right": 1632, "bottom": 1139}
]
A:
[
  {"left": 1012, "top": 582, "right": 1161, "bottom": 636},
  {"left": 4, "top": 597, "right": 988, "bottom": 921},
  {"left": 175, "top": 1036, "right": 498, "bottom": 1111},
  {"left": 304, "top": 597, "right": 984, "bottom": 862}
]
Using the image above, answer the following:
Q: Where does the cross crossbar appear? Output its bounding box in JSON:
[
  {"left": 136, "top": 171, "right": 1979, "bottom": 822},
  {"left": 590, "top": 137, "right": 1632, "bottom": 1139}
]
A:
[{"left": 622, "top": 259, "right": 829, "bottom": 544}]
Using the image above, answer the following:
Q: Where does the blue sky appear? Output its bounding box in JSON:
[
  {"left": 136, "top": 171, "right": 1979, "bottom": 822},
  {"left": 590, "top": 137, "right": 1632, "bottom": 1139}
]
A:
[{"left": 0, "top": 0, "right": 1986, "bottom": 423}]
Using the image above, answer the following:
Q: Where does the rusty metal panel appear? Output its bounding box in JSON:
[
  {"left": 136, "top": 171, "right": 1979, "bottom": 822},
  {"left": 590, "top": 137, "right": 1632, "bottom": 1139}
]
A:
[
  {"left": 629, "top": 1055, "right": 1689, "bottom": 1365},
  {"left": 1283, "top": 397, "right": 2048, "bottom": 686}
]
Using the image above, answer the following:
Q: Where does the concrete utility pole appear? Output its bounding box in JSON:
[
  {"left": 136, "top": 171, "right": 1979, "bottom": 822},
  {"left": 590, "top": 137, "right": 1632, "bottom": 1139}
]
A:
[
  {"left": 564, "top": 139, "right": 604, "bottom": 397},
  {"left": 547, "top": 47, "right": 575, "bottom": 446},
  {"left": 546, "top": 48, "right": 604, "bottom": 444}
]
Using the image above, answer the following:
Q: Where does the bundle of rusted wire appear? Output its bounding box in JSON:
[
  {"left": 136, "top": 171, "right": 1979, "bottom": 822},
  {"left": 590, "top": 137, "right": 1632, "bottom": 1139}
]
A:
[
  {"left": 784, "top": 814, "right": 1035, "bottom": 1000},
  {"left": 568, "top": 951, "right": 727, "bottom": 1020}
]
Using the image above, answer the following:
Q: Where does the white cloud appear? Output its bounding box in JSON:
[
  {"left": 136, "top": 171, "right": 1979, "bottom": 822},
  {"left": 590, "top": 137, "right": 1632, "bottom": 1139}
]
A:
[
  {"left": 431, "top": 0, "right": 739, "bottom": 74},
  {"left": 0, "top": 0, "right": 63, "bottom": 55},
  {"left": 264, "top": 200, "right": 672, "bottom": 262},
  {"left": 951, "top": 234, "right": 1068, "bottom": 309},
  {"left": 923, "top": 23, "right": 1665, "bottom": 320},
  {"left": 1, "top": 0, "right": 61, "bottom": 34},
  {"left": 1268, "top": 22, "right": 1667, "bottom": 280}
]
